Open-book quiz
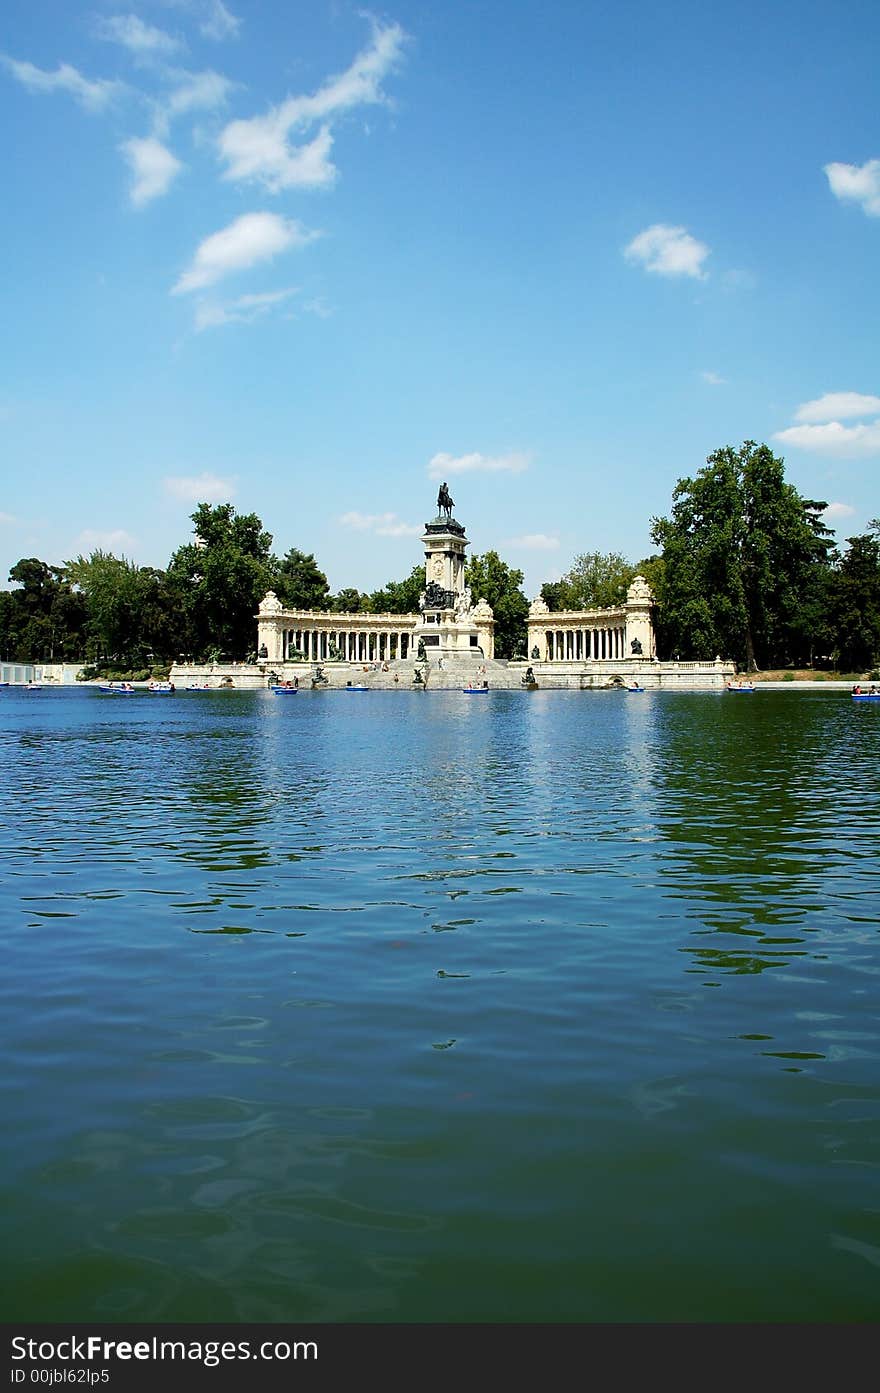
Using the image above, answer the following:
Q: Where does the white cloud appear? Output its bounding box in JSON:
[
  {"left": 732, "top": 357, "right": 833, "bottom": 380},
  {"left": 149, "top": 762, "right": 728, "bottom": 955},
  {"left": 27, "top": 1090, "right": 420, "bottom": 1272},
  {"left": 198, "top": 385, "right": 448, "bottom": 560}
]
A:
[
  {"left": 427, "top": 451, "right": 530, "bottom": 479},
  {"left": 303, "top": 296, "right": 333, "bottom": 319},
  {"left": 96, "top": 14, "right": 182, "bottom": 57},
  {"left": 624, "top": 223, "right": 710, "bottom": 279},
  {"left": 162, "top": 68, "right": 236, "bottom": 124},
  {"left": 824, "top": 159, "right": 880, "bottom": 217},
  {"left": 794, "top": 391, "right": 880, "bottom": 423},
  {"left": 164, "top": 472, "right": 235, "bottom": 501},
  {"left": 172, "top": 212, "right": 318, "bottom": 293},
  {"left": 217, "top": 19, "right": 405, "bottom": 191},
  {"left": 722, "top": 268, "right": 757, "bottom": 292},
  {"left": 823, "top": 502, "right": 856, "bottom": 521},
  {"left": 201, "top": 1, "right": 241, "bottom": 41},
  {"left": 75, "top": 529, "right": 138, "bottom": 552},
  {"left": 774, "top": 420, "right": 880, "bottom": 459},
  {"left": 121, "top": 136, "right": 183, "bottom": 206},
  {"left": 219, "top": 119, "right": 336, "bottom": 192},
  {"left": 194, "top": 287, "right": 296, "bottom": 331},
  {"left": 701, "top": 371, "right": 726, "bottom": 385},
  {"left": 2, "top": 56, "right": 124, "bottom": 111},
  {"left": 159, "top": 0, "right": 241, "bottom": 41},
  {"left": 503, "top": 534, "right": 560, "bottom": 551},
  {"left": 0, "top": 511, "right": 18, "bottom": 525},
  {"left": 340, "top": 511, "right": 421, "bottom": 538}
]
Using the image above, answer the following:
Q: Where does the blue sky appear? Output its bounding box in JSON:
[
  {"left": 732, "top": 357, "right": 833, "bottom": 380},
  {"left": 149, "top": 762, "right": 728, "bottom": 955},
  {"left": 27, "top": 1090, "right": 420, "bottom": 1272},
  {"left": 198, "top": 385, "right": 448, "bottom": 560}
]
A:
[{"left": 2, "top": 0, "right": 878, "bottom": 599}]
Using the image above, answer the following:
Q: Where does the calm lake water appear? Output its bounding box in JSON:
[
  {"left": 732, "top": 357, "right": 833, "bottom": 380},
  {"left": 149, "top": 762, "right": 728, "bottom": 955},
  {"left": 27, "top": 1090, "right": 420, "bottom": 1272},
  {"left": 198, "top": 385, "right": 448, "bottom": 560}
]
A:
[{"left": 2, "top": 685, "right": 879, "bottom": 1322}]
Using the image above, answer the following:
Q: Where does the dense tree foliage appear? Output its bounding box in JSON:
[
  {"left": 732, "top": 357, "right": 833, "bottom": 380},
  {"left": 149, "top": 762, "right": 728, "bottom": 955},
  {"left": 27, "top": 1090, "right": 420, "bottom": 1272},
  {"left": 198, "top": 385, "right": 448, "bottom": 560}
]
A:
[
  {"left": 650, "top": 442, "right": 834, "bottom": 668},
  {"left": 166, "top": 504, "right": 277, "bottom": 660},
  {"left": 275, "top": 548, "right": 330, "bottom": 611},
  {"left": 830, "top": 527, "right": 880, "bottom": 671},
  {"left": 364, "top": 564, "right": 425, "bottom": 615},
  {"left": 541, "top": 551, "right": 636, "bottom": 611},
  {"left": 330, "top": 587, "right": 364, "bottom": 613},
  {"left": 65, "top": 552, "right": 175, "bottom": 665},
  {"left": 0, "top": 559, "right": 87, "bottom": 661},
  {"left": 465, "top": 550, "right": 529, "bottom": 658}
]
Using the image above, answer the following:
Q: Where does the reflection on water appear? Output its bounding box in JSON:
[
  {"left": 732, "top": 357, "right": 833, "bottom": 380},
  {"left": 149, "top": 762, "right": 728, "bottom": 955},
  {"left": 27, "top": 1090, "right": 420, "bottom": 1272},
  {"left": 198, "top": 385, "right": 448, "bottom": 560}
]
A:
[{"left": 2, "top": 687, "right": 880, "bottom": 1320}]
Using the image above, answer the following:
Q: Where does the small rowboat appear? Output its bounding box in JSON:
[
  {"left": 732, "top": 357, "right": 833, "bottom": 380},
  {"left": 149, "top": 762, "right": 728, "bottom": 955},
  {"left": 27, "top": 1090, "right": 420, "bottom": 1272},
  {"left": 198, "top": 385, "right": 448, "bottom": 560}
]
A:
[
  {"left": 851, "top": 693, "right": 880, "bottom": 701},
  {"left": 186, "top": 684, "right": 210, "bottom": 691},
  {"left": 462, "top": 685, "right": 489, "bottom": 694},
  {"left": 345, "top": 685, "right": 369, "bottom": 691},
  {"left": 726, "top": 683, "right": 755, "bottom": 692},
  {"left": 626, "top": 685, "right": 645, "bottom": 693},
  {"left": 270, "top": 685, "right": 299, "bottom": 694},
  {"left": 99, "top": 683, "right": 136, "bottom": 695},
  {"left": 148, "top": 682, "right": 174, "bottom": 694}
]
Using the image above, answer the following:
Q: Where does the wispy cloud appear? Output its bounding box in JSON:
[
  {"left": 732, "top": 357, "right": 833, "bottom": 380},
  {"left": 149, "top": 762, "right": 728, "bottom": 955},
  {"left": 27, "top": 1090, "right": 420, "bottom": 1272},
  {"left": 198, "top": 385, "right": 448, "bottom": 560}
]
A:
[
  {"left": 701, "top": 370, "right": 726, "bottom": 385},
  {"left": 824, "top": 159, "right": 880, "bottom": 217},
  {"left": 427, "top": 451, "right": 530, "bottom": 479},
  {"left": 173, "top": 212, "right": 318, "bottom": 293},
  {"left": 502, "top": 534, "right": 560, "bottom": 551},
  {"left": 303, "top": 296, "right": 333, "bottom": 319},
  {"left": 775, "top": 392, "right": 880, "bottom": 459},
  {"left": 201, "top": 1, "right": 241, "bottom": 41},
  {"left": 121, "top": 136, "right": 183, "bottom": 206},
  {"left": 220, "top": 123, "right": 336, "bottom": 191},
  {"left": 160, "top": 0, "right": 242, "bottom": 41},
  {"left": 0, "top": 511, "right": 19, "bottom": 525},
  {"left": 794, "top": 392, "right": 880, "bottom": 423},
  {"left": 823, "top": 502, "right": 856, "bottom": 522},
  {"left": 153, "top": 67, "right": 237, "bottom": 136},
  {"left": 774, "top": 421, "right": 880, "bottom": 459},
  {"left": 624, "top": 224, "right": 710, "bottom": 279},
  {"left": 164, "top": 472, "right": 235, "bottom": 501},
  {"left": 1, "top": 55, "right": 124, "bottom": 112},
  {"left": 339, "top": 511, "right": 421, "bottom": 538},
  {"left": 721, "top": 268, "right": 757, "bottom": 292},
  {"left": 217, "top": 18, "right": 406, "bottom": 191},
  {"left": 194, "top": 287, "right": 296, "bottom": 331},
  {"left": 96, "top": 14, "right": 183, "bottom": 58},
  {"left": 75, "top": 528, "right": 138, "bottom": 552}
]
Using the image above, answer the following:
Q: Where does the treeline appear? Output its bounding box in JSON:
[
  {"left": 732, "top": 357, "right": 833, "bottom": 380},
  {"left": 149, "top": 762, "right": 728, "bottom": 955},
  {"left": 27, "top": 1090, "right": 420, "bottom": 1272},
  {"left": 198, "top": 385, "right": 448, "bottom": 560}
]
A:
[
  {"left": 540, "top": 441, "right": 880, "bottom": 672},
  {"left": 0, "top": 502, "right": 531, "bottom": 667},
  {"left": 3, "top": 446, "right": 879, "bottom": 672}
]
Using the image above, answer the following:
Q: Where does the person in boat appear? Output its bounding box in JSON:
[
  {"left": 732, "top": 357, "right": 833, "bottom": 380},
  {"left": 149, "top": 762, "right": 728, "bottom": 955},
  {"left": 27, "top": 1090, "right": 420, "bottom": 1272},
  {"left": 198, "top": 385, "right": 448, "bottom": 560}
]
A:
[{"left": 853, "top": 684, "right": 862, "bottom": 694}]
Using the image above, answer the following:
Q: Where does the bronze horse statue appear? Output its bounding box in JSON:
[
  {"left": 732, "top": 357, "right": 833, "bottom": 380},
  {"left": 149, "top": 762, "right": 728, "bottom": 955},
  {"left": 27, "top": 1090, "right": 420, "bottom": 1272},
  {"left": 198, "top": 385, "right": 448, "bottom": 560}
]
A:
[{"left": 437, "top": 482, "right": 454, "bottom": 519}]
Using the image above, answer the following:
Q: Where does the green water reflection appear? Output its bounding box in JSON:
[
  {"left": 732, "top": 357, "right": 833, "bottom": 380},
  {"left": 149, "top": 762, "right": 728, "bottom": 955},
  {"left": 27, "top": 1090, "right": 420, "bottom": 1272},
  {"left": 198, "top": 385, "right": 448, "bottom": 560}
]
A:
[{"left": 1, "top": 687, "right": 879, "bottom": 1321}]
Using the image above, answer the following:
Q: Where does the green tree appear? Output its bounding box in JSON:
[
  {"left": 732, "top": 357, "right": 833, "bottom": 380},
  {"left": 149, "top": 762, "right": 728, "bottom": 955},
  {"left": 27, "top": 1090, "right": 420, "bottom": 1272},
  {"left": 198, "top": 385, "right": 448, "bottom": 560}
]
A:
[
  {"left": 542, "top": 551, "right": 636, "bottom": 611},
  {"left": 166, "top": 504, "right": 276, "bottom": 659},
  {"left": 275, "top": 548, "right": 330, "bottom": 611},
  {"left": 538, "top": 580, "right": 576, "bottom": 612},
  {"left": 466, "top": 550, "right": 529, "bottom": 659},
  {"left": 331, "top": 587, "right": 363, "bottom": 613},
  {"left": 829, "top": 531, "right": 880, "bottom": 671},
  {"left": 650, "top": 442, "right": 833, "bottom": 668},
  {"left": 2, "top": 558, "right": 87, "bottom": 660},
  {"left": 65, "top": 551, "right": 154, "bottom": 664},
  {"left": 365, "top": 564, "right": 424, "bottom": 614}
]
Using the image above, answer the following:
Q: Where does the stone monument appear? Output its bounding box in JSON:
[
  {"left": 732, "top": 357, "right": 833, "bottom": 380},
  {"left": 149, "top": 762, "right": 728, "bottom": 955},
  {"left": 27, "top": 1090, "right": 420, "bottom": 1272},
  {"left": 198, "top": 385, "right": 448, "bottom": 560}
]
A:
[{"left": 414, "top": 486, "right": 495, "bottom": 660}]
